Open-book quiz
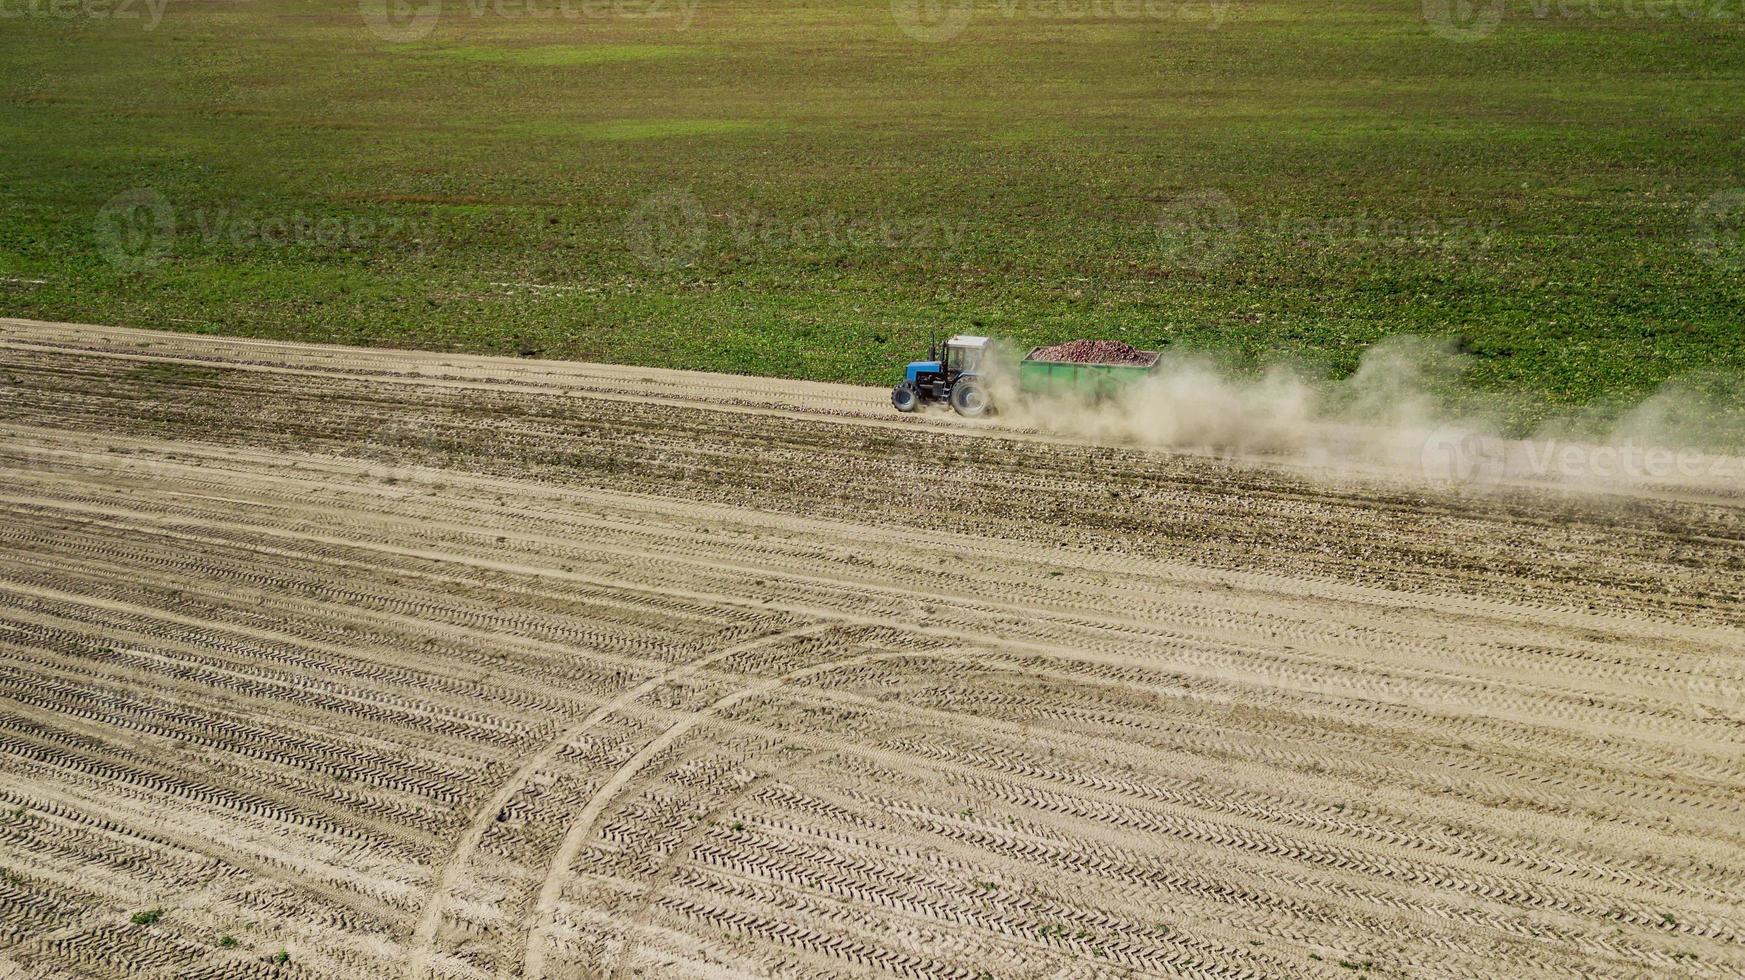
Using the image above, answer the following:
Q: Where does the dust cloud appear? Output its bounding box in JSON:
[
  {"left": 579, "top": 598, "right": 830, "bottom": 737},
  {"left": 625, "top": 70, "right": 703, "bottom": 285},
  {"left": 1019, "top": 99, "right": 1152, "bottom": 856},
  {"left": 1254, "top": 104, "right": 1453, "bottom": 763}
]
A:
[{"left": 982, "top": 338, "right": 1745, "bottom": 492}]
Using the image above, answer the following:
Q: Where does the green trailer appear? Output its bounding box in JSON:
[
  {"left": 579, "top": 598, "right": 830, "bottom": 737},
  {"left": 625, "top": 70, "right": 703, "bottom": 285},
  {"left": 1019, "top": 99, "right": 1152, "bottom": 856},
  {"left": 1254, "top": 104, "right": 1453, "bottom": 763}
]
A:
[{"left": 1016, "top": 346, "right": 1161, "bottom": 401}]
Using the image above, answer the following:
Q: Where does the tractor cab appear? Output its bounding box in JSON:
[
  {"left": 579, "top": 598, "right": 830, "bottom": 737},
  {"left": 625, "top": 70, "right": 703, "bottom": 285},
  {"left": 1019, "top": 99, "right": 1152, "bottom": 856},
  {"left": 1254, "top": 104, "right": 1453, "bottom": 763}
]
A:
[
  {"left": 892, "top": 335, "right": 993, "bottom": 417},
  {"left": 942, "top": 334, "right": 987, "bottom": 376}
]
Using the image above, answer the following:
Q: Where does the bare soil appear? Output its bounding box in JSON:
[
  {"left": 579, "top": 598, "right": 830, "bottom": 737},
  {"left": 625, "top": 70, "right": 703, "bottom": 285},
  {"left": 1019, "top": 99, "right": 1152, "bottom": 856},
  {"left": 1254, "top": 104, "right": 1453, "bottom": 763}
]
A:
[{"left": 0, "top": 317, "right": 1739, "bottom": 979}]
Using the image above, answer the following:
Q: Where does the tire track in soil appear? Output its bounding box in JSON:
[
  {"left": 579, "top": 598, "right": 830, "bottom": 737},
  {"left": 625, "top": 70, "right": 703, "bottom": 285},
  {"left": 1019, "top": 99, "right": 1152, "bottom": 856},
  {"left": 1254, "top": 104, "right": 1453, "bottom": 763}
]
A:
[
  {"left": 1, "top": 320, "right": 1742, "bottom": 980},
  {"left": 515, "top": 649, "right": 971, "bottom": 980},
  {"left": 404, "top": 623, "right": 831, "bottom": 979},
  {"left": 6, "top": 481, "right": 1738, "bottom": 962},
  {"left": 6, "top": 481, "right": 1738, "bottom": 955}
]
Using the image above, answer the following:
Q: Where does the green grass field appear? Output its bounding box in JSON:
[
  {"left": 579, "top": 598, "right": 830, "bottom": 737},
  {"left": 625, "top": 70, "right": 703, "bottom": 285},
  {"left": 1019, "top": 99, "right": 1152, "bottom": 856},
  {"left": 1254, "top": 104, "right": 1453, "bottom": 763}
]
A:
[{"left": 2, "top": 0, "right": 1742, "bottom": 430}]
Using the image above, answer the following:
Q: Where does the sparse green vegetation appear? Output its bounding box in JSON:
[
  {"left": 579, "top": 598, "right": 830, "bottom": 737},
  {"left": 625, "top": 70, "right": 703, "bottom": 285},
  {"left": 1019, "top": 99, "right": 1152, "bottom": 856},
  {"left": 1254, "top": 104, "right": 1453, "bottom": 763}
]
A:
[
  {"left": 1, "top": 0, "right": 1742, "bottom": 428},
  {"left": 218, "top": 935, "right": 239, "bottom": 949},
  {"left": 130, "top": 908, "right": 164, "bottom": 926}
]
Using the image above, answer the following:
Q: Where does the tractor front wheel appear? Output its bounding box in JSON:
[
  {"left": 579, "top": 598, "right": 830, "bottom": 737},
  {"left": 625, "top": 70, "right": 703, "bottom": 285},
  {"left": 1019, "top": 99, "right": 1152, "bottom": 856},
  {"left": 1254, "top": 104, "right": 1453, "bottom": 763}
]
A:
[
  {"left": 891, "top": 383, "right": 921, "bottom": 413},
  {"left": 949, "top": 380, "right": 992, "bottom": 418}
]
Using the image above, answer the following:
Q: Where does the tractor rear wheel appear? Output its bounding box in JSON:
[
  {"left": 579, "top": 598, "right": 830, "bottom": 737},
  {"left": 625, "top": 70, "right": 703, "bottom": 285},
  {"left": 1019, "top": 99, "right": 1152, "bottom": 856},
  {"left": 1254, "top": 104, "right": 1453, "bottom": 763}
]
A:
[
  {"left": 949, "top": 380, "right": 992, "bottom": 418},
  {"left": 891, "top": 384, "right": 921, "bottom": 413}
]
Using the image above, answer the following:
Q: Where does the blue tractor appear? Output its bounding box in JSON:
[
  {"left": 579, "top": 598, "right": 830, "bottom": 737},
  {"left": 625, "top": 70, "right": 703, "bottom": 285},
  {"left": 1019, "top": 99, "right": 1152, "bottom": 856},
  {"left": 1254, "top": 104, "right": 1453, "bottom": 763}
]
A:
[{"left": 891, "top": 335, "right": 993, "bottom": 417}]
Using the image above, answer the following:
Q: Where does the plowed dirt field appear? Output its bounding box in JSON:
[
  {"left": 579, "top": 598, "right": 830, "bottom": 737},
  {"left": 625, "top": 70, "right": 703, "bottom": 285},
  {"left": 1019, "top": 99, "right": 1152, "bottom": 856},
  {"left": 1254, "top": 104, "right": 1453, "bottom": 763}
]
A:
[{"left": 0, "top": 317, "right": 1740, "bottom": 979}]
